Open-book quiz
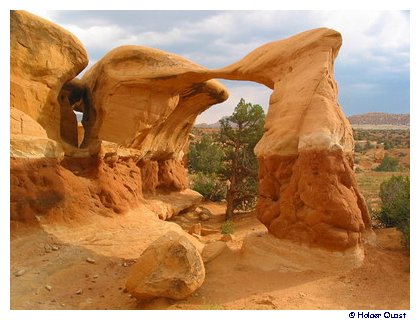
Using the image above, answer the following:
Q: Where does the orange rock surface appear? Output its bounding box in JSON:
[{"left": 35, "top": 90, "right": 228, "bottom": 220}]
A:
[
  {"left": 10, "top": 10, "right": 88, "bottom": 146},
  {"left": 10, "top": 10, "right": 371, "bottom": 253}
]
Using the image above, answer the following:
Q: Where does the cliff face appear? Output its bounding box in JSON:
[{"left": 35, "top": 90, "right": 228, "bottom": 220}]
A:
[{"left": 10, "top": 10, "right": 371, "bottom": 252}]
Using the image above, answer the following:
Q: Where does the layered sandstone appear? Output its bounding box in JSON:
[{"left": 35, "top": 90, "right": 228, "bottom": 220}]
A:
[
  {"left": 79, "top": 46, "right": 228, "bottom": 160},
  {"left": 10, "top": 10, "right": 371, "bottom": 256},
  {"left": 210, "top": 29, "right": 371, "bottom": 251},
  {"left": 10, "top": 10, "right": 88, "bottom": 148}
]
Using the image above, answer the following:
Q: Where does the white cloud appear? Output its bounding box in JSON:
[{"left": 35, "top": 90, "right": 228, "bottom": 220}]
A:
[
  {"left": 36, "top": 10, "right": 409, "bottom": 118},
  {"left": 61, "top": 24, "right": 126, "bottom": 51},
  {"left": 322, "top": 11, "right": 409, "bottom": 68}
]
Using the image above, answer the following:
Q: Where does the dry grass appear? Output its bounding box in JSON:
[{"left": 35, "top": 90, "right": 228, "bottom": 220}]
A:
[{"left": 356, "top": 171, "right": 409, "bottom": 211}]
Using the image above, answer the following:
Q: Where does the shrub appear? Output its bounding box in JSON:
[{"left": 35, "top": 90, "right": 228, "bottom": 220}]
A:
[
  {"left": 384, "top": 141, "right": 393, "bottom": 150},
  {"left": 189, "top": 134, "right": 225, "bottom": 174},
  {"left": 190, "top": 172, "right": 227, "bottom": 201},
  {"left": 374, "top": 155, "right": 399, "bottom": 172},
  {"left": 221, "top": 220, "right": 234, "bottom": 234},
  {"left": 374, "top": 175, "right": 410, "bottom": 249}
]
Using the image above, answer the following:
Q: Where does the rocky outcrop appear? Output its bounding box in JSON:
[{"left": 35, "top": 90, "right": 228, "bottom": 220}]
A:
[
  {"left": 10, "top": 10, "right": 88, "bottom": 148},
  {"left": 10, "top": 10, "right": 371, "bottom": 255},
  {"left": 241, "top": 231, "right": 364, "bottom": 272},
  {"left": 126, "top": 231, "right": 205, "bottom": 301},
  {"left": 79, "top": 46, "right": 228, "bottom": 159},
  {"left": 209, "top": 28, "right": 371, "bottom": 251}
]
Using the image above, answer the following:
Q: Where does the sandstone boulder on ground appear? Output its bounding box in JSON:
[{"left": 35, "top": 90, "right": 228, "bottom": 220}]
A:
[
  {"left": 126, "top": 231, "right": 205, "bottom": 301},
  {"left": 201, "top": 241, "right": 228, "bottom": 263}
]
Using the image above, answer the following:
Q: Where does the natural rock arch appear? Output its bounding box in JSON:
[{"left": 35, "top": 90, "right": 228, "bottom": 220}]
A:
[
  {"left": 10, "top": 10, "right": 372, "bottom": 255},
  {"left": 76, "top": 28, "right": 371, "bottom": 252}
]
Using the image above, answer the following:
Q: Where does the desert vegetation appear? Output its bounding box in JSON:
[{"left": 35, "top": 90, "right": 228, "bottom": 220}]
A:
[
  {"left": 190, "top": 124, "right": 411, "bottom": 252},
  {"left": 189, "top": 98, "right": 265, "bottom": 220}
]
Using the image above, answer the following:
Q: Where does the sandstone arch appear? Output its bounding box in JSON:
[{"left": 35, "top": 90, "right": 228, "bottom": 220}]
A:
[
  {"left": 10, "top": 10, "right": 372, "bottom": 255},
  {"left": 77, "top": 28, "right": 371, "bottom": 251}
]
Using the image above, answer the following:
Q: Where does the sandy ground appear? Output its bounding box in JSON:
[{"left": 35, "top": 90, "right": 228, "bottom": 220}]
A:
[{"left": 10, "top": 202, "right": 409, "bottom": 310}]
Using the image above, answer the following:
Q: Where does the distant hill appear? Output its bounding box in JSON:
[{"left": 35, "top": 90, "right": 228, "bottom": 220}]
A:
[
  {"left": 196, "top": 112, "right": 410, "bottom": 128},
  {"left": 348, "top": 113, "right": 409, "bottom": 126},
  {"left": 195, "top": 116, "right": 231, "bottom": 129},
  {"left": 195, "top": 122, "right": 221, "bottom": 129}
]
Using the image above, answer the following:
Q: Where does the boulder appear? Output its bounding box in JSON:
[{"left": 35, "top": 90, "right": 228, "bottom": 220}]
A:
[
  {"left": 10, "top": 108, "right": 64, "bottom": 158},
  {"left": 201, "top": 241, "right": 228, "bottom": 263},
  {"left": 126, "top": 231, "right": 205, "bottom": 301},
  {"left": 188, "top": 223, "right": 202, "bottom": 236},
  {"left": 196, "top": 206, "right": 214, "bottom": 221},
  {"left": 221, "top": 234, "right": 235, "bottom": 242}
]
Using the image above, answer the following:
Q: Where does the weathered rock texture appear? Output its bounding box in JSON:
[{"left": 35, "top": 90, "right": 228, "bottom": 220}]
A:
[
  {"left": 126, "top": 231, "right": 205, "bottom": 300},
  {"left": 241, "top": 231, "right": 364, "bottom": 272},
  {"left": 80, "top": 46, "right": 228, "bottom": 159},
  {"left": 10, "top": 10, "right": 88, "bottom": 147},
  {"left": 218, "top": 29, "right": 371, "bottom": 251},
  {"left": 10, "top": 10, "right": 371, "bottom": 254}
]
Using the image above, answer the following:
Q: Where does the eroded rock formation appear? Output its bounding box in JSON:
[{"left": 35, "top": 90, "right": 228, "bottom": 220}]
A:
[
  {"left": 10, "top": 10, "right": 371, "bottom": 258},
  {"left": 213, "top": 29, "right": 371, "bottom": 251},
  {"left": 10, "top": 10, "right": 88, "bottom": 148},
  {"left": 126, "top": 231, "right": 205, "bottom": 300}
]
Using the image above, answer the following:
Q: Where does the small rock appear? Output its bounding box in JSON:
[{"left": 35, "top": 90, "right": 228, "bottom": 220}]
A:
[
  {"left": 93, "top": 274, "right": 99, "bottom": 278},
  {"left": 202, "top": 241, "right": 228, "bottom": 263},
  {"left": 52, "top": 246, "right": 59, "bottom": 251},
  {"left": 14, "top": 268, "right": 26, "bottom": 277},
  {"left": 44, "top": 244, "right": 52, "bottom": 253},
  {"left": 122, "top": 261, "right": 128, "bottom": 267},
  {"left": 192, "top": 233, "right": 203, "bottom": 241},
  {"left": 201, "top": 227, "right": 219, "bottom": 236},
  {"left": 75, "top": 288, "right": 83, "bottom": 295},
  {"left": 86, "top": 257, "right": 96, "bottom": 264},
  {"left": 123, "top": 288, "right": 128, "bottom": 293},
  {"left": 199, "top": 213, "right": 210, "bottom": 221},
  {"left": 220, "top": 234, "right": 235, "bottom": 242},
  {"left": 45, "top": 285, "right": 52, "bottom": 291},
  {"left": 188, "top": 223, "right": 202, "bottom": 236},
  {"left": 185, "top": 211, "right": 198, "bottom": 220},
  {"left": 299, "top": 292, "right": 306, "bottom": 298}
]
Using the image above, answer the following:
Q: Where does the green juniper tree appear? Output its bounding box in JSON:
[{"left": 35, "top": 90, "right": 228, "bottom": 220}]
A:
[{"left": 219, "top": 98, "right": 265, "bottom": 220}]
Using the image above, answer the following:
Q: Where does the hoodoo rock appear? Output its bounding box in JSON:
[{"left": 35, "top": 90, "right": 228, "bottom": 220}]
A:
[
  {"left": 80, "top": 46, "right": 229, "bottom": 159},
  {"left": 210, "top": 28, "right": 371, "bottom": 251},
  {"left": 126, "top": 231, "right": 205, "bottom": 300},
  {"left": 10, "top": 10, "right": 372, "bottom": 272},
  {"left": 10, "top": 10, "right": 88, "bottom": 148}
]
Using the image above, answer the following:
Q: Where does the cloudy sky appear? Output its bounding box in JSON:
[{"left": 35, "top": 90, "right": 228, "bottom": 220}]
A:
[{"left": 33, "top": 10, "right": 410, "bottom": 124}]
